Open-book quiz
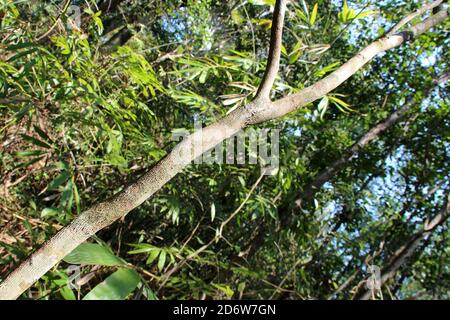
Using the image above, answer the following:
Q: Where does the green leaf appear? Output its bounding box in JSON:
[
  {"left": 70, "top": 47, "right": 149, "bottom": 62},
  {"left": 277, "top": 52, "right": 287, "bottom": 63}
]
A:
[
  {"left": 296, "top": 8, "right": 308, "bottom": 24},
  {"left": 128, "top": 244, "right": 156, "bottom": 254},
  {"left": 222, "top": 97, "right": 243, "bottom": 106},
  {"left": 33, "top": 126, "right": 53, "bottom": 144},
  {"left": 140, "top": 284, "right": 158, "bottom": 300},
  {"left": 343, "top": 1, "right": 350, "bottom": 21},
  {"left": 20, "top": 134, "right": 52, "bottom": 149},
  {"left": 64, "top": 243, "right": 125, "bottom": 266},
  {"left": 318, "top": 96, "right": 329, "bottom": 119},
  {"left": 15, "top": 150, "right": 46, "bottom": 157},
  {"left": 47, "top": 171, "right": 71, "bottom": 191},
  {"left": 6, "top": 42, "right": 36, "bottom": 50},
  {"left": 253, "top": 18, "right": 272, "bottom": 29},
  {"left": 213, "top": 283, "right": 234, "bottom": 298},
  {"left": 158, "top": 250, "right": 167, "bottom": 271},
  {"left": 300, "top": 0, "right": 309, "bottom": 18},
  {"left": 288, "top": 50, "right": 301, "bottom": 65},
  {"left": 93, "top": 15, "right": 104, "bottom": 35},
  {"left": 314, "top": 62, "right": 340, "bottom": 77},
  {"left": 59, "top": 285, "right": 76, "bottom": 300},
  {"left": 355, "top": 10, "right": 378, "bottom": 20},
  {"left": 329, "top": 96, "right": 350, "bottom": 107},
  {"left": 14, "top": 156, "right": 45, "bottom": 169},
  {"left": 231, "top": 9, "right": 244, "bottom": 25},
  {"left": 199, "top": 70, "right": 208, "bottom": 84},
  {"left": 238, "top": 176, "right": 246, "bottom": 187},
  {"left": 329, "top": 95, "right": 355, "bottom": 113},
  {"left": 83, "top": 269, "right": 140, "bottom": 300},
  {"left": 288, "top": 40, "right": 303, "bottom": 64},
  {"left": 73, "top": 182, "right": 81, "bottom": 214},
  {"left": 248, "top": 0, "right": 275, "bottom": 6},
  {"left": 145, "top": 248, "right": 161, "bottom": 265},
  {"left": 146, "top": 248, "right": 161, "bottom": 265},
  {"left": 310, "top": 3, "right": 318, "bottom": 25},
  {"left": 60, "top": 179, "right": 74, "bottom": 209},
  {"left": 41, "top": 207, "right": 61, "bottom": 218}
]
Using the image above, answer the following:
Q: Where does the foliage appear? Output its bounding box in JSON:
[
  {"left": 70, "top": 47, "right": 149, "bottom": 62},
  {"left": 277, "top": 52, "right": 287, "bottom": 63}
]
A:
[{"left": 0, "top": 0, "right": 448, "bottom": 300}]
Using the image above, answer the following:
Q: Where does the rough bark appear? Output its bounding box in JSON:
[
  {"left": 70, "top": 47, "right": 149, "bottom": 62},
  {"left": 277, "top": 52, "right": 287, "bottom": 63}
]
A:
[{"left": 0, "top": 0, "right": 447, "bottom": 299}]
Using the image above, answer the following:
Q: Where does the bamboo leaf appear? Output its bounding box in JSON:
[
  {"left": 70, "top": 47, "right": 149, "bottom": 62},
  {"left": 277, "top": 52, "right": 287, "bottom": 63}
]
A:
[
  {"left": 64, "top": 243, "right": 125, "bottom": 266},
  {"left": 20, "top": 134, "right": 52, "bottom": 149},
  {"left": 83, "top": 269, "right": 140, "bottom": 300},
  {"left": 310, "top": 3, "right": 318, "bottom": 25},
  {"left": 146, "top": 249, "right": 161, "bottom": 265},
  {"left": 318, "top": 96, "right": 329, "bottom": 119},
  {"left": 15, "top": 150, "right": 46, "bottom": 157},
  {"left": 158, "top": 250, "right": 167, "bottom": 271},
  {"left": 47, "top": 171, "right": 71, "bottom": 191}
]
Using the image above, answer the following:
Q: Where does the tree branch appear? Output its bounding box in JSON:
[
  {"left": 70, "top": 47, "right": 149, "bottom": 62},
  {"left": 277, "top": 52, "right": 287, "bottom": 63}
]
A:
[
  {"left": 0, "top": 1, "right": 447, "bottom": 300},
  {"left": 355, "top": 194, "right": 450, "bottom": 300},
  {"left": 251, "top": 9, "right": 448, "bottom": 124},
  {"left": 386, "top": 0, "right": 444, "bottom": 36},
  {"left": 255, "top": 0, "right": 287, "bottom": 100},
  {"left": 295, "top": 71, "right": 449, "bottom": 210},
  {"left": 241, "top": 71, "right": 449, "bottom": 259}
]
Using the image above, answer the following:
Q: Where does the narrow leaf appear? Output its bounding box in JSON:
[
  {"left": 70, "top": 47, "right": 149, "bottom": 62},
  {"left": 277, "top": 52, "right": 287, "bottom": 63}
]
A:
[
  {"left": 47, "top": 171, "right": 71, "bottom": 191},
  {"left": 310, "top": 3, "right": 318, "bottom": 25},
  {"left": 158, "top": 250, "right": 167, "bottom": 271},
  {"left": 83, "top": 269, "right": 140, "bottom": 300},
  {"left": 64, "top": 243, "right": 125, "bottom": 266},
  {"left": 20, "top": 134, "right": 52, "bottom": 149},
  {"left": 146, "top": 249, "right": 161, "bottom": 265}
]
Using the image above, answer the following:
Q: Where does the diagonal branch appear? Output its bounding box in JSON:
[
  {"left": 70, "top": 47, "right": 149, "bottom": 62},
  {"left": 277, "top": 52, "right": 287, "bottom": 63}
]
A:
[
  {"left": 354, "top": 194, "right": 450, "bottom": 300},
  {"left": 386, "top": 0, "right": 444, "bottom": 36},
  {"left": 250, "top": 9, "right": 449, "bottom": 124},
  {"left": 255, "top": 0, "right": 287, "bottom": 100},
  {"left": 0, "top": 1, "right": 447, "bottom": 300},
  {"left": 239, "top": 72, "right": 449, "bottom": 260},
  {"left": 294, "top": 71, "right": 449, "bottom": 211}
]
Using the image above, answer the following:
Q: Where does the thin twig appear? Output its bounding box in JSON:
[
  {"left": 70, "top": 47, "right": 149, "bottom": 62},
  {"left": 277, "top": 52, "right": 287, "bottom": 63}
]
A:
[
  {"left": 36, "top": 0, "right": 72, "bottom": 42},
  {"left": 157, "top": 172, "right": 266, "bottom": 293}
]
